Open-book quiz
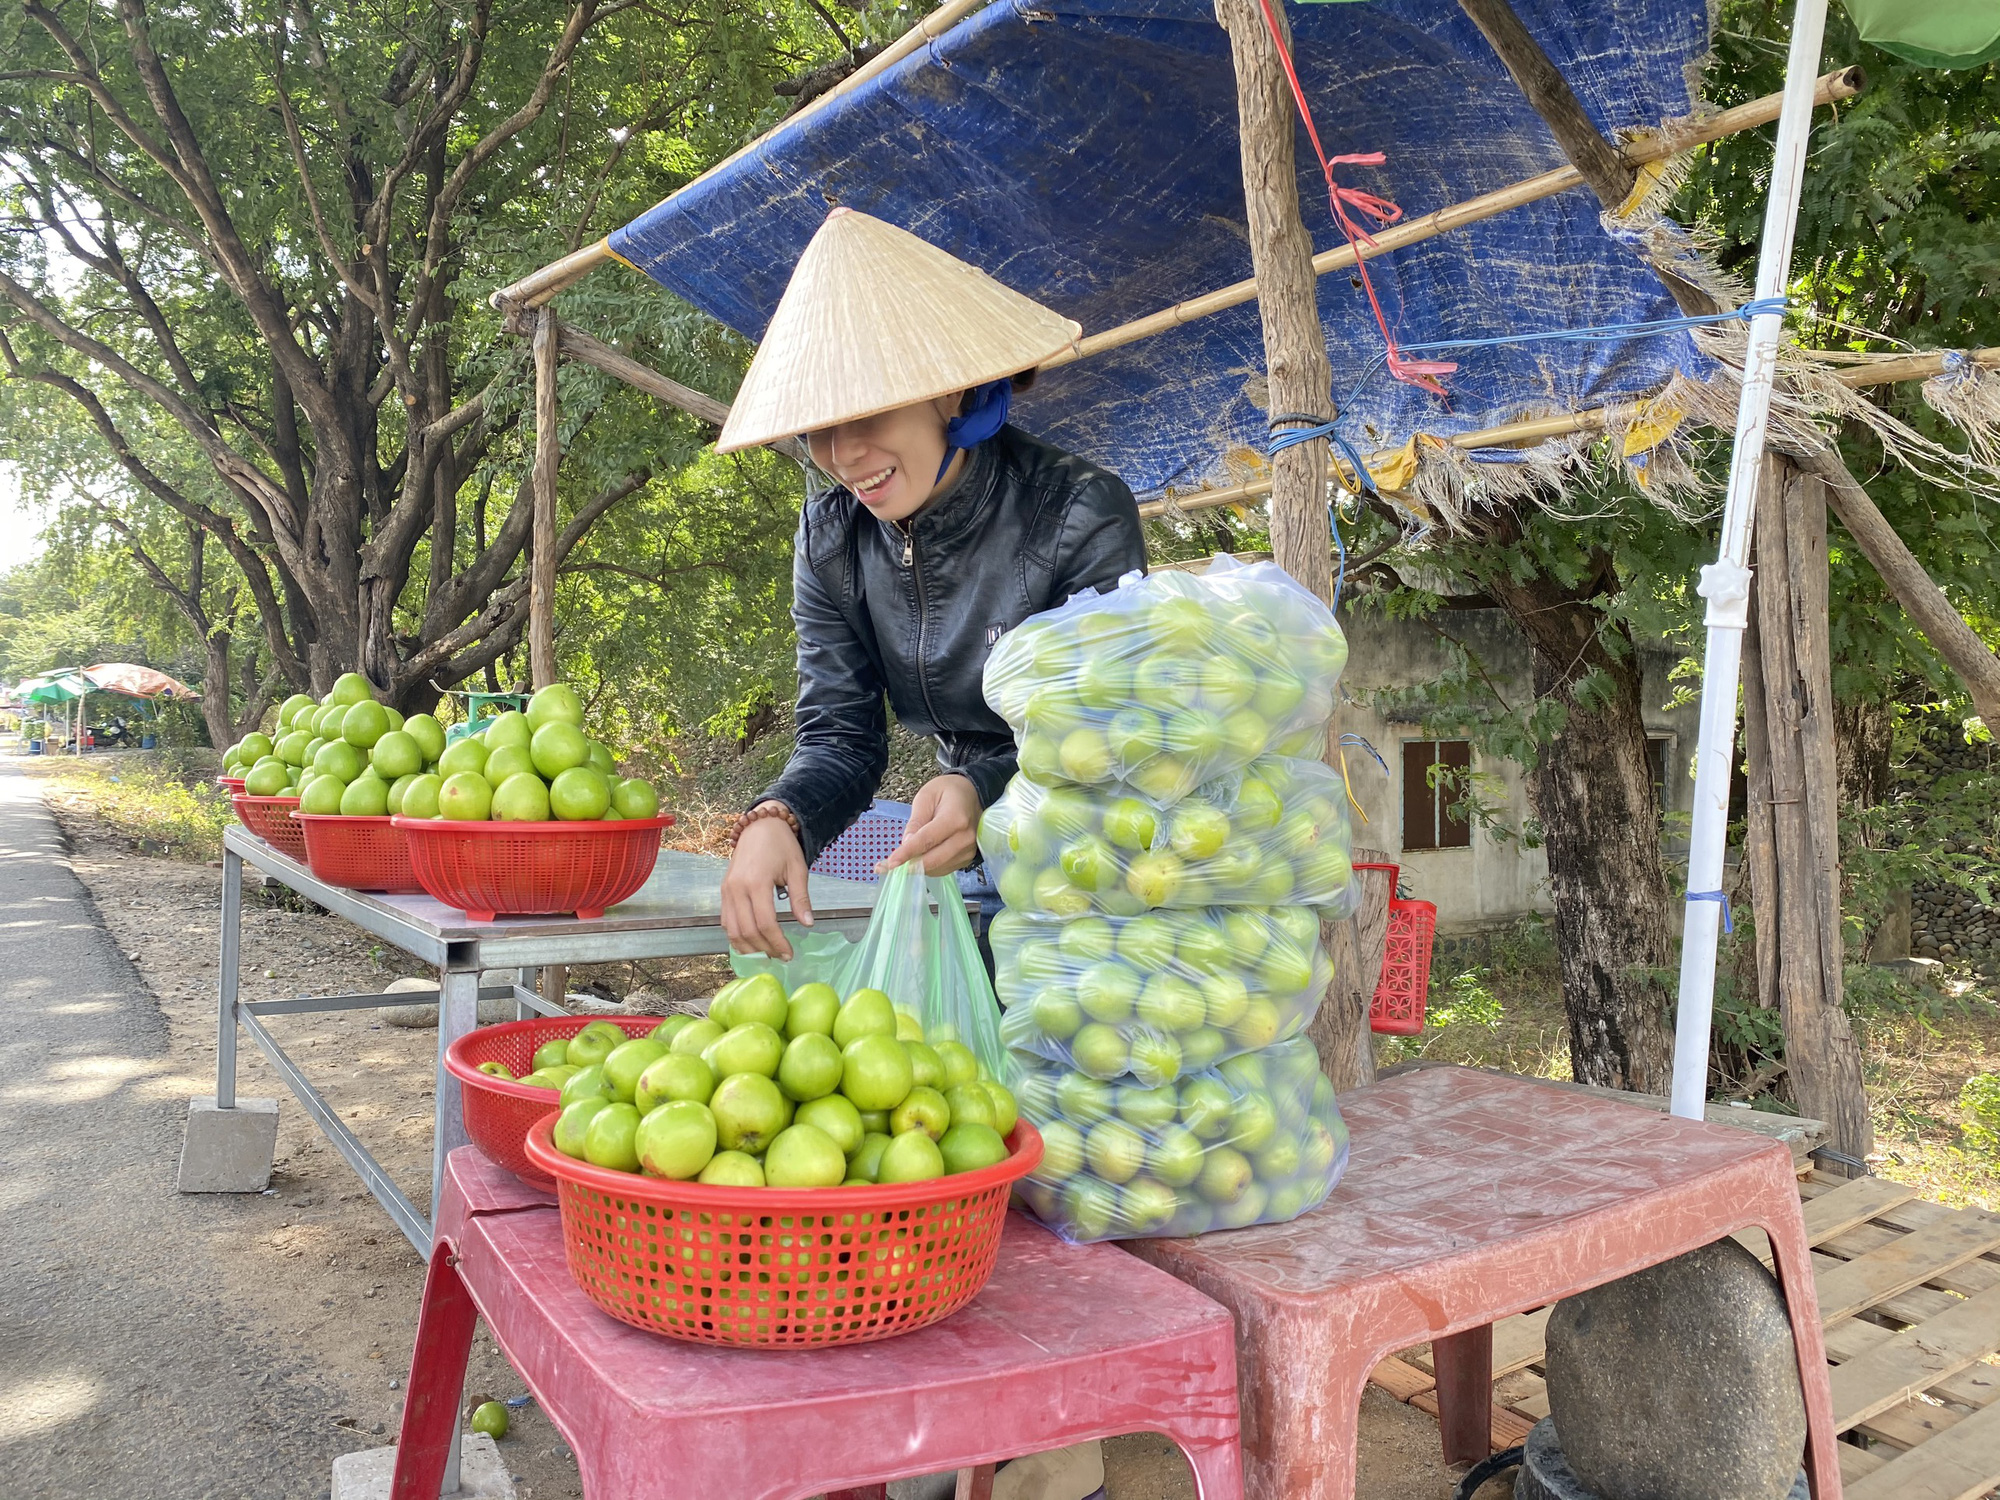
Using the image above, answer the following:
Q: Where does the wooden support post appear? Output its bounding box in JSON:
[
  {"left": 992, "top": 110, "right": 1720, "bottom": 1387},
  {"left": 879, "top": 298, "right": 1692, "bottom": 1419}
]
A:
[
  {"left": 530, "top": 309, "right": 560, "bottom": 689},
  {"left": 1312, "top": 848, "right": 1391, "bottom": 1091},
  {"left": 1214, "top": 0, "right": 1334, "bottom": 607},
  {"left": 530, "top": 309, "right": 568, "bottom": 1009},
  {"left": 1745, "top": 454, "right": 1871, "bottom": 1164}
]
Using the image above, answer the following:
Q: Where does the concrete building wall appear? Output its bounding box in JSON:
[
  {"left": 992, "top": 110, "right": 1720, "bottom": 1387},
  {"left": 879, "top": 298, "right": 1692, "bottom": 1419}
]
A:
[{"left": 1331, "top": 607, "right": 1700, "bottom": 933}]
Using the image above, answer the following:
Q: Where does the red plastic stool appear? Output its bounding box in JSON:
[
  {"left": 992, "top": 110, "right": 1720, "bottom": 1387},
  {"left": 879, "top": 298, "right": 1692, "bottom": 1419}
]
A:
[
  {"left": 391, "top": 1148, "right": 1245, "bottom": 1500},
  {"left": 1128, "top": 1067, "right": 1839, "bottom": 1500}
]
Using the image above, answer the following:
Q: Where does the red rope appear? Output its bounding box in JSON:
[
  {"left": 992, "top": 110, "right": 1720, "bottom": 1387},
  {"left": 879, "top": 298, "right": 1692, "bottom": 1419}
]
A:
[{"left": 1250, "top": 0, "right": 1456, "bottom": 397}]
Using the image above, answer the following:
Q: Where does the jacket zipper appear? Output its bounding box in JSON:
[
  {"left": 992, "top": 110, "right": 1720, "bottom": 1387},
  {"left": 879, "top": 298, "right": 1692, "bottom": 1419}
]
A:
[{"left": 904, "top": 520, "right": 943, "bottom": 729}]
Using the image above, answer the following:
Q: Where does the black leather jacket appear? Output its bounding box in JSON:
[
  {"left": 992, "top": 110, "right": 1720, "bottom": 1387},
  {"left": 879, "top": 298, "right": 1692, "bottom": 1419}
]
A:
[{"left": 761, "top": 425, "right": 1146, "bottom": 862}]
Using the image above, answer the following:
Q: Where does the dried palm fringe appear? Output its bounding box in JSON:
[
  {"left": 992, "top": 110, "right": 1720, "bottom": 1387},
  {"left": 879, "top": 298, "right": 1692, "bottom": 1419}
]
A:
[{"left": 1924, "top": 356, "right": 2000, "bottom": 471}]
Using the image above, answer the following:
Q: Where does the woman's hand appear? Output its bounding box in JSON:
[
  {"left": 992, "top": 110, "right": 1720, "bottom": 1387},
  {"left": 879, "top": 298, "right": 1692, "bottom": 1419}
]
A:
[
  {"left": 721, "top": 810, "right": 814, "bottom": 959},
  {"left": 879, "top": 774, "right": 982, "bottom": 876}
]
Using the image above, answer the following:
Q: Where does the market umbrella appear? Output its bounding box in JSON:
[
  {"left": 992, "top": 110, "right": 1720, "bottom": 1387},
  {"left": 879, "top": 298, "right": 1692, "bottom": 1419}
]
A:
[
  {"left": 82, "top": 663, "right": 198, "bottom": 700},
  {"left": 21, "top": 671, "right": 90, "bottom": 704}
]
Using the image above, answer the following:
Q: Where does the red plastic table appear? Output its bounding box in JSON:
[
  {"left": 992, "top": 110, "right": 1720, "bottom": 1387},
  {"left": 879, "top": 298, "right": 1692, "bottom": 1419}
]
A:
[
  {"left": 1129, "top": 1067, "right": 1839, "bottom": 1500},
  {"left": 391, "top": 1148, "right": 1244, "bottom": 1500}
]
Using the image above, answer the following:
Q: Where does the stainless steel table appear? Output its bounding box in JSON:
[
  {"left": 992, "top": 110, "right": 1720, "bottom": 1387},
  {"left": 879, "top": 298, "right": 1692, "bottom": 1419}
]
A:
[{"left": 214, "top": 825, "right": 886, "bottom": 1256}]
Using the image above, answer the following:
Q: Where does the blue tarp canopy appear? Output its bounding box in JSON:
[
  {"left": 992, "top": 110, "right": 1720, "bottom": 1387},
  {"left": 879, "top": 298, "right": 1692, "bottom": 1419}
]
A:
[{"left": 610, "top": 0, "right": 1713, "bottom": 501}]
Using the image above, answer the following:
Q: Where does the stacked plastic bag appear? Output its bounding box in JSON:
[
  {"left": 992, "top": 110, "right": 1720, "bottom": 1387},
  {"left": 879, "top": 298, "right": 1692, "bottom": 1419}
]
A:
[{"left": 978, "top": 558, "right": 1354, "bottom": 1241}]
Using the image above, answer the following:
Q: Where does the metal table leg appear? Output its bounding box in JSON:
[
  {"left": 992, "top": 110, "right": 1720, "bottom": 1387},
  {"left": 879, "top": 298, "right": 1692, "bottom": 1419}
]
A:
[
  {"left": 218, "top": 846, "right": 242, "bottom": 1110},
  {"left": 432, "top": 967, "right": 479, "bottom": 1230}
]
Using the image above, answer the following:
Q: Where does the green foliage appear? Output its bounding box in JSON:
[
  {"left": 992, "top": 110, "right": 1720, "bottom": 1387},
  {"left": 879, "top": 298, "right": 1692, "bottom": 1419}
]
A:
[
  {"left": 1961, "top": 1072, "right": 2000, "bottom": 1155},
  {"left": 34, "top": 755, "right": 233, "bottom": 861}
]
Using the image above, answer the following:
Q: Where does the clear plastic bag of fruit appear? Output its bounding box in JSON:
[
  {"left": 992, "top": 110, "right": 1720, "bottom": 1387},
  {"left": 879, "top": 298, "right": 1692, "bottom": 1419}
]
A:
[
  {"left": 978, "top": 754, "right": 1358, "bottom": 918},
  {"left": 982, "top": 556, "right": 1347, "bottom": 803},
  {"left": 992, "top": 904, "right": 1333, "bottom": 1084},
  {"left": 730, "top": 861, "right": 1007, "bottom": 1081},
  {"left": 1009, "top": 1034, "right": 1348, "bottom": 1242}
]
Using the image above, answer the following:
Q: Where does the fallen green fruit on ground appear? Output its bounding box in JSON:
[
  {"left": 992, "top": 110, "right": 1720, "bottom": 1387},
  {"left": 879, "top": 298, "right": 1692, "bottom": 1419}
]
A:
[{"left": 470, "top": 1402, "right": 508, "bottom": 1441}]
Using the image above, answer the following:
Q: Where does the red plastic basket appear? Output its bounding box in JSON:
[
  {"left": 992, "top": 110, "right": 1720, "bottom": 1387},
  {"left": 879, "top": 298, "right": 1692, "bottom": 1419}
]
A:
[
  {"left": 1370, "top": 897, "right": 1438, "bottom": 1036},
  {"left": 291, "top": 813, "right": 422, "bottom": 894},
  {"left": 232, "top": 793, "right": 307, "bottom": 860},
  {"left": 390, "top": 814, "right": 674, "bottom": 921},
  {"left": 445, "top": 1014, "right": 662, "bottom": 1189},
  {"left": 523, "top": 1114, "right": 1044, "bottom": 1348},
  {"left": 217, "top": 775, "right": 247, "bottom": 794}
]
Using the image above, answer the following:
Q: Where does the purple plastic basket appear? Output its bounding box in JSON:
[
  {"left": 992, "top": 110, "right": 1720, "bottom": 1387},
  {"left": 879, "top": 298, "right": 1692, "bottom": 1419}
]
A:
[{"left": 809, "top": 801, "right": 910, "bottom": 883}]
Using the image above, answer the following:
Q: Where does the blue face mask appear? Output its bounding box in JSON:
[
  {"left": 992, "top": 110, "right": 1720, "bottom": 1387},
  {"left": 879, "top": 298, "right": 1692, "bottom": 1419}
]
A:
[{"left": 936, "top": 379, "right": 1013, "bottom": 481}]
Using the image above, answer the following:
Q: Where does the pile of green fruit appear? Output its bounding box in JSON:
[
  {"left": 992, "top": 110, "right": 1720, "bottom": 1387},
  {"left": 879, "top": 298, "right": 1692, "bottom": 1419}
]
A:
[
  {"left": 982, "top": 562, "right": 1346, "bottom": 802},
  {"left": 980, "top": 558, "right": 1354, "bottom": 1243},
  {"left": 978, "top": 756, "right": 1356, "bottom": 917},
  {"left": 224, "top": 675, "right": 658, "bottom": 823},
  {"left": 388, "top": 684, "right": 658, "bottom": 824},
  {"left": 223, "top": 672, "right": 443, "bottom": 810},
  {"left": 992, "top": 903, "right": 1332, "bottom": 1085},
  {"left": 485, "top": 972, "right": 1020, "bottom": 1187},
  {"left": 1011, "top": 1035, "right": 1348, "bottom": 1240}
]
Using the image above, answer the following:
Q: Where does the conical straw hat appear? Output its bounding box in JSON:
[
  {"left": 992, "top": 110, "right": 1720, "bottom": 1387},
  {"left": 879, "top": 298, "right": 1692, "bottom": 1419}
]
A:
[{"left": 715, "top": 209, "right": 1082, "bottom": 453}]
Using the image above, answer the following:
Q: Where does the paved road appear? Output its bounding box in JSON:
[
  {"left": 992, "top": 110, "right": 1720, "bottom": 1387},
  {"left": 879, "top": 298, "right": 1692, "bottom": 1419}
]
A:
[{"left": 0, "top": 761, "right": 344, "bottom": 1498}]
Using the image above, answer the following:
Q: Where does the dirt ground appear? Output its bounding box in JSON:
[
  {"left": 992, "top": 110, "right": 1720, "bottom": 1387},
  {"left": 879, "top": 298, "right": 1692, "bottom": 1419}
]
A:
[{"left": 21, "top": 753, "right": 1486, "bottom": 1500}]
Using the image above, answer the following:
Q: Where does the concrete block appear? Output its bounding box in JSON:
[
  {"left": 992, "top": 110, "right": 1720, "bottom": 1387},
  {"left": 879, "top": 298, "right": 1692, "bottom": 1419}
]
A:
[
  {"left": 331, "top": 1435, "right": 514, "bottom": 1499},
  {"left": 177, "top": 1096, "right": 280, "bottom": 1193}
]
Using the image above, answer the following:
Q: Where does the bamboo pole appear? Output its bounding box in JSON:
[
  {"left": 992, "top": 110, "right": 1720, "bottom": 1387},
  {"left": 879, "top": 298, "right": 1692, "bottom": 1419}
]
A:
[
  {"left": 495, "top": 240, "right": 615, "bottom": 312},
  {"left": 491, "top": 0, "right": 995, "bottom": 311},
  {"left": 1134, "top": 339, "right": 1999, "bottom": 520},
  {"left": 529, "top": 309, "right": 560, "bottom": 689},
  {"left": 1042, "top": 69, "right": 1864, "bottom": 372}
]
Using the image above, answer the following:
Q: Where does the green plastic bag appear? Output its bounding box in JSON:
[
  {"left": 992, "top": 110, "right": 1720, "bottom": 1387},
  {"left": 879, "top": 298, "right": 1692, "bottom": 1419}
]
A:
[{"left": 729, "top": 861, "right": 1008, "bottom": 1079}]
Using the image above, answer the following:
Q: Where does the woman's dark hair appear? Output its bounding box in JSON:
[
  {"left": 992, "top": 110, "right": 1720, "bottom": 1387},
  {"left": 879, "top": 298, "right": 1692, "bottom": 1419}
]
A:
[{"left": 1011, "top": 367, "right": 1040, "bottom": 395}]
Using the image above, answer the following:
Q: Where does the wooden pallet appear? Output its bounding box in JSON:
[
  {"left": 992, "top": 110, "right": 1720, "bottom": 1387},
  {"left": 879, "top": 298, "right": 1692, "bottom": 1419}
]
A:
[{"left": 1368, "top": 1172, "right": 2000, "bottom": 1498}]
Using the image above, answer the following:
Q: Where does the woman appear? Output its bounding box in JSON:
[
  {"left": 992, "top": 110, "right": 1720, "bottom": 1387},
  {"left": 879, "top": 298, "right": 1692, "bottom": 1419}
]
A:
[{"left": 718, "top": 208, "right": 1146, "bottom": 958}]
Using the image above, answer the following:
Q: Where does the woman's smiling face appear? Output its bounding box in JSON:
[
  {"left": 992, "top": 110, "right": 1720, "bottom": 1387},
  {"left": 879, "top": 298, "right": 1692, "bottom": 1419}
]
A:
[{"left": 806, "top": 394, "right": 965, "bottom": 523}]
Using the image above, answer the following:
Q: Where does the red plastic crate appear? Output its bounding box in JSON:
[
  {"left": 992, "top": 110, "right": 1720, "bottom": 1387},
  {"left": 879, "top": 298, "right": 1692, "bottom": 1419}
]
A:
[
  {"left": 523, "top": 1114, "right": 1044, "bottom": 1348},
  {"left": 391, "top": 815, "right": 674, "bottom": 921},
  {"left": 444, "top": 1014, "right": 661, "bottom": 1189},
  {"left": 1370, "top": 897, "right": 1437, "bottom": 1036},
  {"left": 291, "top": 813, "right": 422, "bottom": 894},
  {"left": 232, "top": 793, "right": 307, "bottom": 860}
]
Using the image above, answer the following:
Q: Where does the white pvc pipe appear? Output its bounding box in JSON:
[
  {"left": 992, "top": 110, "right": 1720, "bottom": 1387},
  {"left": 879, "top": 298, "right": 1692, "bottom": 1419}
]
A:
[{"left": 1669, "top": 0, "right": 1831, "bottom": 1120}]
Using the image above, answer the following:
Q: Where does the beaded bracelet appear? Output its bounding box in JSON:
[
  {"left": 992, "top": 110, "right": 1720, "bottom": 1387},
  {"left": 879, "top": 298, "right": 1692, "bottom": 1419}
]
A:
[{"left": 729, "top": 800, "right": 801, "bottom": 847}]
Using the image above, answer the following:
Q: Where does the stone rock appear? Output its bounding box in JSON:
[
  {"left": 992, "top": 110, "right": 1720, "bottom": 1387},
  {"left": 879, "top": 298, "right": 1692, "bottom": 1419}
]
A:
[
  {"left": 379, "top": 974, "right": 518, "bottom": 1028},
  {"left": 1545, "top": 1239, "right": 1806, "bottom": 1500},
  {"left": 622, "top": 986, "right": 708, "bottom": 1018},
  {"left": 177, "top": 1096, "right": 280, "bottom": 1192}
]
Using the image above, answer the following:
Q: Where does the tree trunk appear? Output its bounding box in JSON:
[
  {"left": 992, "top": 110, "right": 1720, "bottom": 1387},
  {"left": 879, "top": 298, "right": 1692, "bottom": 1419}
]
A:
[
  {"left": 1746, "top": 456, "right": 1871, "bottom": 1162},
  {"left": 1213, "top": 0, "right": 1334, "bottom": 604},
  {"left": 1483, "top": 570, "right": 1676, "bottom": 1094},
  {"left": 1312, "top": 849, "right": 1391, "bottom": 1091}
]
